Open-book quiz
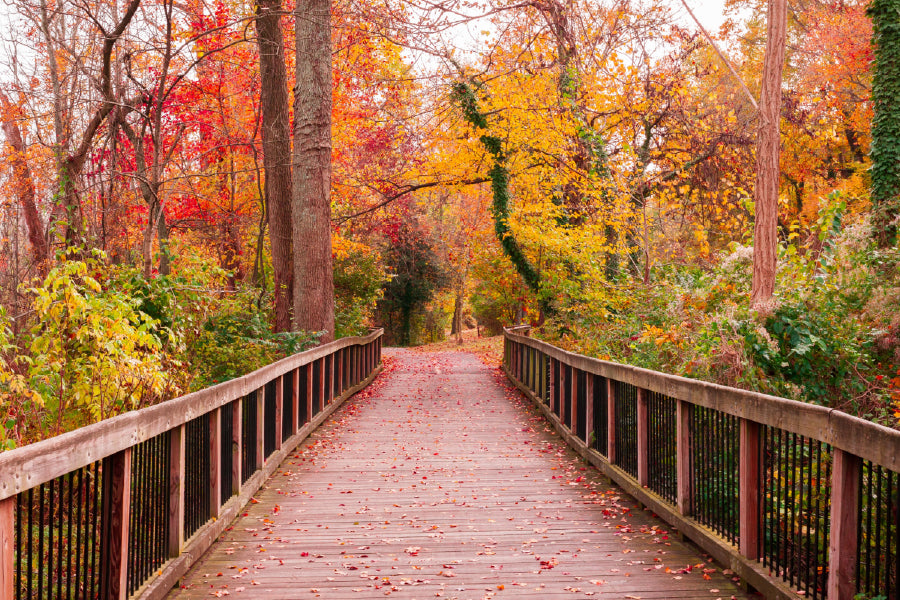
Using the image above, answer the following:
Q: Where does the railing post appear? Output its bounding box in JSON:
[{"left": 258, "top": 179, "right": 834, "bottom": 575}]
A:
[
  {"left": 636, "top": 388, "right": 649, "bottom": 487},
  {"left": 570, "top": 367, "right": 578, "bottom": 434},
  {"left": 739, "top": 419, "right": 760, "bottom": 559},
  {"left": 255, "top": 389, "right": 264, "bottom": 467},
  {"left": 537, "top": 351, "right": 543, "bottom": 400},
  {"left": 337, "top": 350, "right": 344, "bottom": 396},
  {"left": 168, "top": 425, "right": 185, "bottom": 557},
  {"left": 318, "top": 358, "right": 326, "bottom": 413},
  {"left": 275, "top": 376, "right": 283, "bottom": 451},
  {"left": 329, "top": 353, "right": 336, "bottom": 404},
  {"left": 232, "top": 401, "right": 242, "bottom": 494},
  {"left": 676, "top": 400, "right": 693, "bottom": 515},
  {"left": 828, "top": 448, "right": 861, "bottom": 600},
  {"left": 559, "top": 365, "right": 567, "bottom": 422},
  {"left": 516, "top": 342, "right": 522, "bottom": 381},
  {"left": 607, "top": 379, "right": 616, "bottom": 463},
  {"left": 585, "top": 374, "right": 594, "bottom": 446},
  {"left": 548, "top": 358, "right": 555, "bottom": 409},
  {"left": 306, "top": 362, "right": 314, "bottom": 417},
  {"left": 529, "top": 348, "right": 535, "bottom": 391},
  {"left": 209, "top": 408, "right": 221, "bottom": 519},
  {"left": 0, "top": 496, "right": 14, "bottom": 600},
  {"left": 101, "top": 448, "right": 132, "bottom": 600},
  {"left": 292, "top": 368, "right": 300, "bottom": 432},
  {"left": 344, "top": 348, "right": 350, "bottom": 390}
]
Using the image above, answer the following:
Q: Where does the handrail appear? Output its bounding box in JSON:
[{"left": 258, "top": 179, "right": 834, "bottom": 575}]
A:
[
  {"left": 0, "top": 329, "right": 384, "bottom": 600},
  {"left": 503, "top": 326, "right": 897, "bottom": 600}
]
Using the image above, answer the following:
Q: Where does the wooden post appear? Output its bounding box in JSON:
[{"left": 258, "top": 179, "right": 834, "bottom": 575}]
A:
[
  {"left": 0, "top": 497, "right": 14, "bottom": 600},
  {"left": 292, "top": 368, "right": 300, "bottom": 432},
  {"left": 232, "top": 400, "right": 242, "bottom": 494},
  {"left": 100, "top": 448, "right": 131, "bottom": 600},
  {"left": 739, "top": 419, "right": 760, "bottom": 559},
  {"left": 637, "top": 388, "right": 649, "bottom": 487},
  {"left": 209, "top": 408, "right": 221, "bottom": 519},
  {"left": 559, "top": 365, "right": 567, "bottom": 423},
  {"left": 169, "top": 425, "right": 185, "bottom": 557},
  {"left": 676, "top": 400, "right": 693, "bottom": 515},
  {"left": 275, "top": 376, "right": 283, "bottom": 450},
  {"left": 256, "top": 389, "right": 264, "bottom": 467},
  {"left": 607, "top": 379, "right": 616, "bottom": 463},
  {"left": 306, "top": 363, "right": 314, "bottom": 418},
  {"left": 571, "top": 369, "right": 579, "bottom": 434},
  {"left": 828, "top": 448, "right": 861, "bottom": 600},
  {"left": 516, "top": 343, "right": 521, "bottom": 381},
  {"left": 329, "top": 353, "right": 335, "bottom": 404},
  {"left": 548, "top": 358, "right": 555, "bottom": 410},
  {"left": 525, "top": 346, "right": 530, "bottom": 389},
  {"left": 337, "top": 349, "right": 344, "bottom": 397},
  {"left": 344, "top": 348, "right": 350, "bottom": 389},
  {"left": 318, "top": 358, "right": 326, "bottom": 413},
  {"left": 585, "top": 374, "right": 594, "bottom": 447}
]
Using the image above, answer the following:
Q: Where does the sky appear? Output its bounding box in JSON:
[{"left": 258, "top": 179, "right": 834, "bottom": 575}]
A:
[{"left": 407, "top": 0, "right": 734, "bottom": 76}]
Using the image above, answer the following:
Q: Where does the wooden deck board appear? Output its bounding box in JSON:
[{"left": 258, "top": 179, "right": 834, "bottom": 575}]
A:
[{"left": 168, "top": 349, "right": 753, "bottom": 599}]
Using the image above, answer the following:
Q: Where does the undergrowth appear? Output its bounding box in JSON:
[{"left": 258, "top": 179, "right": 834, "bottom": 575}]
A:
[{"left": 539, "top": 199, "right": 900, "bottom": 426}]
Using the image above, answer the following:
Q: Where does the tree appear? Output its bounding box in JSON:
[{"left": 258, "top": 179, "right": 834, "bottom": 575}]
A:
[
  {"left": 293, "top": 0, "right": 335, "bottom": 340},
  {"left": 750, "top": 0, "right": 787, "bottom": 308},
  {"left": 257, "top": 0, "right": 294, "bottom": 331},
  {"left": 868, "top": 0, "right": 900, "bottom": 248},
  {"left": 35, "top": 0, "right": 142, "bottom": 247},
  {"left": 0, "top": 91, "right": 48, "bottom": 271}
]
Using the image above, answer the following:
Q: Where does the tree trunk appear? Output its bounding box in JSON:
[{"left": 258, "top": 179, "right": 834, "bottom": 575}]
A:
[
  {"left": 750, "top": 0, "right": 787, "bottom": 309},
  {"left": 157, "top": 206, "right": 170, "bottom": 276},
  {"left": 293, "top": 0, "right": 335, "bottom": 341},
  {"left": 0, "top": 92, "right": 49, "bottom": 271},
  {"left": 452, "top": 285, "right": 464, "bottom": 344},
  {"left": 868, "top": 0, "right": 900, "bottom": 248},
  {"left": 257, "top": 0, "right": 294, "bottom": 332}
]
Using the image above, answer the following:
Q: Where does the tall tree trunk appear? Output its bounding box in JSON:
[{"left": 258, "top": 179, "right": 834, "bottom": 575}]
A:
[
  {"left": 452, "top": 284, "right": 464, "bottom": 345},
  {"left": 293, "top": 0, "right": 335, "bottom": 341},
  {"left": 750, "top": 0, "right": 787, "bottom": 308},
  {"left": 0, "top": 92, "right": 49, "bottom": 271},
  {"left": 257, "top": 0, "right": 294, "bottom": 332},
  {"left": 868, "top": 0, "right": 900, "bottom": 248}
]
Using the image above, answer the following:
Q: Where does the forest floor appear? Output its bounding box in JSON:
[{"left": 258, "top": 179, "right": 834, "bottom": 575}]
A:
[
  {"left": 168, "top": 349, "right": 750, "bottom": 599},
  {"left": 409, "top": 328, "right": 504, "bottom": 366}
]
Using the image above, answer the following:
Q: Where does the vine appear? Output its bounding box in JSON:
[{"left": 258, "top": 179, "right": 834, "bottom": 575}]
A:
[
  {"left": 868, "top": 0, "right": 900, "bottom": 247},
  {"left": 450, "top": 81, "right": 550, "bottom": 314}
]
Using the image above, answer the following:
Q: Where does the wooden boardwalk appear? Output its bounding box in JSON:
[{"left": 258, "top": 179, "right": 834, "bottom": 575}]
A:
[{"left": 167, "top": 349, "right": 752, "bottom": 600}]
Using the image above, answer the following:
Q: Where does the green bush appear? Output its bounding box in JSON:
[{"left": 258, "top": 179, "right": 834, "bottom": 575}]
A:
[
  {"left": 334, "top": 247, "right": 386, "bottom": 338},
  {"left": 188, "top": 311, "right": 320, "bottom": 390}
]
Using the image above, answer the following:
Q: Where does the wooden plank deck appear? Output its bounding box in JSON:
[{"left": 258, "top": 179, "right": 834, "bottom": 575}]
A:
[{"left": 168, "top": 349, "right": 753, "bottom": 600}]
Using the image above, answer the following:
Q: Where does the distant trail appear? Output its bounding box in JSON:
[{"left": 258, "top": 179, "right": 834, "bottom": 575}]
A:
[{"left": 168, "top": 349, "right": 751, "bottom": 599}]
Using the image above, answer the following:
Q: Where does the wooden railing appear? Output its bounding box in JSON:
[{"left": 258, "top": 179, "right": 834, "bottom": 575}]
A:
[
  {"left": 0, "top": 329, "right": 383, "bottom": 600},
  {"left": 504, "top": 326, "right": 900, "bottom": 600}
]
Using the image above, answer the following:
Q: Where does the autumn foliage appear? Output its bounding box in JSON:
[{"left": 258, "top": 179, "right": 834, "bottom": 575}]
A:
[{"left": 1, "top": 0, "right": 900, "bottom": 444}]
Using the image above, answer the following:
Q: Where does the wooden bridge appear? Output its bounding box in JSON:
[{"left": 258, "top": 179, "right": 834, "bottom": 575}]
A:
[{"left": 0, "top": 327, "right": 898, "bottom": 599}]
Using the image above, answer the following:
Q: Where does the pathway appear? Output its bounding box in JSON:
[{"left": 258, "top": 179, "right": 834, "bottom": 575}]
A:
[{"left": 168, "top": 349, "right": 752, "bottom": 599}]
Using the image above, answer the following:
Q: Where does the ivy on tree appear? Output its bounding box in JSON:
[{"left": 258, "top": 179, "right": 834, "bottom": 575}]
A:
[
  {"left": 868, "top": 0, "right": 900, "bottom": 248},
  {"left": 450, "top": 81, "right": 551, "bottom": 315}
]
